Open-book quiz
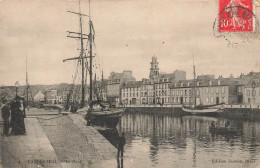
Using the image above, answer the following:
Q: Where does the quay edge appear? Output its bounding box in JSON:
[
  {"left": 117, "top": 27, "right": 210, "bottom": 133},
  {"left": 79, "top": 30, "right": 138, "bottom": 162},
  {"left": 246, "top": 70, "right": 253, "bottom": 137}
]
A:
[{"left": 125, "top": 105, "right": 260, "bottom": 120}]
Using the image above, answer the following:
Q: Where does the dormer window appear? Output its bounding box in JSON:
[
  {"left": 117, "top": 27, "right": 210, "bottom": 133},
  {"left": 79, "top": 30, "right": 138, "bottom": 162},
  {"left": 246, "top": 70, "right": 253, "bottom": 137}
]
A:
[
  {"left": 181, "top": 83, "right": 183, "bottom": 87},
  {"left": 209, "top": 81, "right": 212, "bottom": 86},
  {"left": 197, "top": 82, "right": 200, "bottom": 86},
  {"left": 187, "top": 82, "right": 190, "bottom": 87},
  {"left": 174, "top": 83, "right": 177, "bottom": 87}
]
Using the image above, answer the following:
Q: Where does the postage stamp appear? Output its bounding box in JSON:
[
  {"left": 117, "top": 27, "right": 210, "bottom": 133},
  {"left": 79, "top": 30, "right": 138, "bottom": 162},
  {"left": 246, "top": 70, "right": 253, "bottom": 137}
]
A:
[
  {"left": 213, "top": 0, "right": 260, "bottom": 46},
  {"left": 219, "top": 0, "right": 254, "bottom": 32}
]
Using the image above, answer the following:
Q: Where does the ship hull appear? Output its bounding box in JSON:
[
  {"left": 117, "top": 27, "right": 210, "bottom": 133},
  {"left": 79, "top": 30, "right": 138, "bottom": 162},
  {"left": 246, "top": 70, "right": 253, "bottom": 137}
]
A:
[
  {"left": 182, "top": 106, "right": 224, "bottom": 115},
  {"left": 86, "top": 108, "right": 125, "bottom": 128}
]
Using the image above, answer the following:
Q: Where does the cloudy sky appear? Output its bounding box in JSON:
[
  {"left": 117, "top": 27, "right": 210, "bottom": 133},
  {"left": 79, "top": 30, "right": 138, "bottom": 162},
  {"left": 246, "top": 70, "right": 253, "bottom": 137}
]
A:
[{"left": 1, "top": 0, "right": 260, "bottom": 86}]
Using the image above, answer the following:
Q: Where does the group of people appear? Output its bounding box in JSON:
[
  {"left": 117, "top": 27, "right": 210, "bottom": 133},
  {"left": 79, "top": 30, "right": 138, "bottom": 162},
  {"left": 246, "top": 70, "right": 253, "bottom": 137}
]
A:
[{"left": 1, "top": 95, "right": 26, "bottom": 136}]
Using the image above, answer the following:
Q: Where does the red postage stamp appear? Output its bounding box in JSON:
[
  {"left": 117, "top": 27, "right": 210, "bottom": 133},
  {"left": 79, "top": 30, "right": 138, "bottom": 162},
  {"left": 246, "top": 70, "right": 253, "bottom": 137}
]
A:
[{"left": 219, "top": 0, "right": 254, "bottom": 32}]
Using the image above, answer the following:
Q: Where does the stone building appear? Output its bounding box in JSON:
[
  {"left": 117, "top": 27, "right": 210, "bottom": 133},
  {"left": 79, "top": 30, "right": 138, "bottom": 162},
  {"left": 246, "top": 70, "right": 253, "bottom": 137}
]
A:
[
  {"left": 106, "top": 70, "right": 136, "bottom": 105},
  {"left": 170, "top": 76, "right": 237, "bottom": 105},
  {"left": 148, "top": 56, "right": 186, "bottom": 104},
  {"left": 140, "top": 78, "right": 155, "bottom": 104},
  {"left": 237, "top": 72, "right": 260, "bottom": 105},
  {"left": 121, "top": 81, "right": 142, "bottom": 105}
]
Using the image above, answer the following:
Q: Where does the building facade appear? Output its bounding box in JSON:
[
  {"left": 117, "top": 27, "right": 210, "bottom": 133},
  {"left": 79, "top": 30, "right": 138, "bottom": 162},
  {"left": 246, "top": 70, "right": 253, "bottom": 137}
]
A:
[
  {"left": 121, "top": 81, "right": 142, "bottom": 105},
  {"left": 237, "top": 72, "right": 260, "bottom": 105},
  {"left": 170, "top": 77, "right": 237, "bottom": 105},
  {"left": 140, "top": 78, "right": 155, "bottom": 104},
  {"left": 106, "top": 70, "right": 136, "bottom": 105}
]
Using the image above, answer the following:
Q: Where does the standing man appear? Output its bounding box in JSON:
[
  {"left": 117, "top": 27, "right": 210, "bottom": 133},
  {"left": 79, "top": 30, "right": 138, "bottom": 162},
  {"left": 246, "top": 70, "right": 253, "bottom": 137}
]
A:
[
  {"left": 117, "top": 133, "right": 126, "bottom": 157},
  {"left": 1, "top": 99, "right": 11, "bottom": 136}
]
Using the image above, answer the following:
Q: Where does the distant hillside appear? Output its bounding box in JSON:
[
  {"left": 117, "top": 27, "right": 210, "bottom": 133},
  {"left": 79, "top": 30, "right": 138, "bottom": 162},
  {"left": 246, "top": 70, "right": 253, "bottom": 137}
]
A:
[{"left": 0, "top": 83, "right": 74, "bottom": 101}]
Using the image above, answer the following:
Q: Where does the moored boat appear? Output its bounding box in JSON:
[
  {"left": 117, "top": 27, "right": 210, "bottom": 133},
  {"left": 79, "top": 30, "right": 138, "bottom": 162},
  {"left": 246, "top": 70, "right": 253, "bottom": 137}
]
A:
[
  {"left": 181, "top": 53, "right": 224, "bottom": 115},
  {"left": 182, "top": 106, "right": 224, "bottom": 114},
  {"left": 209, "top": 126, "right": 237, "bottom": 134}
]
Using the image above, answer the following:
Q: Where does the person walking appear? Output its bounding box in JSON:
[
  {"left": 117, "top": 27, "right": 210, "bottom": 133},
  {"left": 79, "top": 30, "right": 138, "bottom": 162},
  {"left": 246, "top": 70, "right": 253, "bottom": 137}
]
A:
[
  {"left": 1, "top": 99, "right": 11, "bottom": 136},
  {"left": 117, "top": 133, "right": 126, "bottom": 158}
]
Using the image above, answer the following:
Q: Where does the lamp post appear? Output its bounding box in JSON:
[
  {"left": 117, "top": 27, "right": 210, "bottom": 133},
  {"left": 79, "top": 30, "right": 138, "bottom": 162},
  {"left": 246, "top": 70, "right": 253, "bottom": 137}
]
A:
[{"left": 15, "top": 81, "right": 19, "bottom": 97}]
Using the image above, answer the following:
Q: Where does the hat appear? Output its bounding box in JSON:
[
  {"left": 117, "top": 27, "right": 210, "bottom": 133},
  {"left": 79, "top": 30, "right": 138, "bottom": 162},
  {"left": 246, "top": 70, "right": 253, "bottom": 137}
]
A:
[{"left": 15, "top": 95, "right": 24, "bottom": 100}]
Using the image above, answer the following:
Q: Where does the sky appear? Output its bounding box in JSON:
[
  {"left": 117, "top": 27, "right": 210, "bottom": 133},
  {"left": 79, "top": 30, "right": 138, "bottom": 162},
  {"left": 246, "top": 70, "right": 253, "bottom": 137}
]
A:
[{"left": 0, "top": 0, "right": 260, "bottom": 86}]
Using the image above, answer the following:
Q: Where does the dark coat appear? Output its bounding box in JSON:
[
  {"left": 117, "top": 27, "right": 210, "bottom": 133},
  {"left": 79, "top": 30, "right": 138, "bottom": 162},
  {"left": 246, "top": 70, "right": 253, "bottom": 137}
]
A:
[
  {"left": 118, "top": 136, "right": 126, "bottom": 148},
  {"left": 1, "top": 104, "right": 10, "bottom": 121}
]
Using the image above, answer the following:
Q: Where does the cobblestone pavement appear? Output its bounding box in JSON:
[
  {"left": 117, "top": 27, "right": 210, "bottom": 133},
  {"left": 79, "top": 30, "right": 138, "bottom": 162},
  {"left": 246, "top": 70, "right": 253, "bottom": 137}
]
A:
[{"left": 38, "top": 113, "right": 117, "bottom": 168}]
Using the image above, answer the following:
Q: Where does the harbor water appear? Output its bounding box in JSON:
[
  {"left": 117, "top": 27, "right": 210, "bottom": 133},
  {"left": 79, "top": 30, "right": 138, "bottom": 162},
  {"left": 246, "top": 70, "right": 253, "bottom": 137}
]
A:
[{"left": 89, "top": 111, "right": 260, "bottom": 168}]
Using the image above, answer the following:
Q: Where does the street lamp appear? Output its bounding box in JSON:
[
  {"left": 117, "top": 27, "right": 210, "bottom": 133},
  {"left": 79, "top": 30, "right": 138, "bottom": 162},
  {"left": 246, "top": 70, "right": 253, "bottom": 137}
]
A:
[{"left": 15, "top": 81, "right": 19, "bottom": 96}]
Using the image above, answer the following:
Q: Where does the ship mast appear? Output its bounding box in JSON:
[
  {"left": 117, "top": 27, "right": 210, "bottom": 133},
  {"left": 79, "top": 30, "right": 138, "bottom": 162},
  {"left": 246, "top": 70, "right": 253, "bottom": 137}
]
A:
[
  {"left": 193, "top": 52, "right": 196, "bottom": 107},
  {"left": 89, "top": 0, "right": 93, "bottom": 109},
  {"left": 26, "top": 56, "right": 29, "bottom": 106},
  {"left": 63, "top": 0, "right": 89, "bottom": 108},
  {"left": 79, "top": 0, "right": 85, "bottom": 107}
]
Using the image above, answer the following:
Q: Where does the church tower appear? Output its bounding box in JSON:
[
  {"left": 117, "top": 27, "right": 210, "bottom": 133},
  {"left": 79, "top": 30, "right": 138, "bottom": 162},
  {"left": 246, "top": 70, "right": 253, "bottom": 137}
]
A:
[{"left": 149, "top": 56, "right": 159, "bottom": 79}]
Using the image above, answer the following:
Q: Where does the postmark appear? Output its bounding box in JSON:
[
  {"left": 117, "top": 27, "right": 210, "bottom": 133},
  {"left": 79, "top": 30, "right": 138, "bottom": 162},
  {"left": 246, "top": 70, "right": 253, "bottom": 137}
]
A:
[{"left": 213, "top": 0, "right": 260, "bottom": 46}]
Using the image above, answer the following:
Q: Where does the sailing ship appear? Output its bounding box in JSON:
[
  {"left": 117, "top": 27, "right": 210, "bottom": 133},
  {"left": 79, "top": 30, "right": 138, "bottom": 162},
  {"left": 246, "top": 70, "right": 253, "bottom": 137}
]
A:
[
  {"left": 63, "top": 0, "right": 125, "bottom": 127},
  {"left": 182, "top": 54, "right": 224, "bottom": 115}
]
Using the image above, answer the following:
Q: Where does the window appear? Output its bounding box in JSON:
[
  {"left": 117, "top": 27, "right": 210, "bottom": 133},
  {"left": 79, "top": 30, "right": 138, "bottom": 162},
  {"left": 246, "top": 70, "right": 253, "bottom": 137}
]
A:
[
  {"left": 123, "top": 93, "right": 125, "bottom": 97},
  {"left": 247, "top": 90, "right": 250, "bottom": 96},
  {"left": 180, "top": 90, "right": 183, "bottom": 96},
  {"left": 252, "top": 90, "right": 256, "bottom": 96},
  {"left": 189, "top": 90, "right": 191, "bottom": 95},
  {"left": 176, "top": 90, "right": 179, "bottom": 96},
  {"left": 127, "top": 93, "right": 128, "bottom": 97},
  {"left": 216, "top": 87, "right": 219, "bottom": 93},
  {"left": 130, "top": 93, "right": 131, "bottom": 97},
  {"left": 209, "top": 81, "right": 212, "bottom": 86},
  {"left": 172, "top": 90, "right": 175, "bottom": 96},
  {"left": 206, "top": 97, "right": 209, "bottom": 103},
  {"left": 206, "top": 88, "right": 209, "bottom": 94},
  {"left": 211, "top": 97, "right": 214, "bottom": 103},
  {"left": 211, "top": 88, "right": 214, "bottom": 94},
  {"left": 133, "top": 93, "right": 135, "bottom": 97},
  {"left": 197, "top": 89, "right": 199, "bottom": 96},
  {"left": 222, "top": 87, "right": 225, "bottom": 93},
  {"left": 185, "top": 97, "right": 188, "bottom": 103},
  {"left": 185, "top": 90, "right": 187, "bottom": 96},
  {"left": 222, "top": 97, "right": 226, "bottom": 103}
]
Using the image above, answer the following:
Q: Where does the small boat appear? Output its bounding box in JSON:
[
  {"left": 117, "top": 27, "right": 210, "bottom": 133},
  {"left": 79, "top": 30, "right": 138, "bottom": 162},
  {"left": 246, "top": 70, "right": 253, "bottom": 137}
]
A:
[
  {"left": 182, "top": 105, "right": 224, "bottom": 114},
  {"left": 181, "top": 54, "right": 224, "bottom": 115},
  {"left": 209, "top": 126, "right": 237, "bottom": 134}
]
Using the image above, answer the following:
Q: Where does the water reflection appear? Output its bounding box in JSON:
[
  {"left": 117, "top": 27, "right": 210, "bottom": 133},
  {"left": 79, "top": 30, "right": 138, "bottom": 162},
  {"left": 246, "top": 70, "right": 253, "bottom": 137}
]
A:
[{"left": 93, "top": 112, "right": 260, "bottom": 168}]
